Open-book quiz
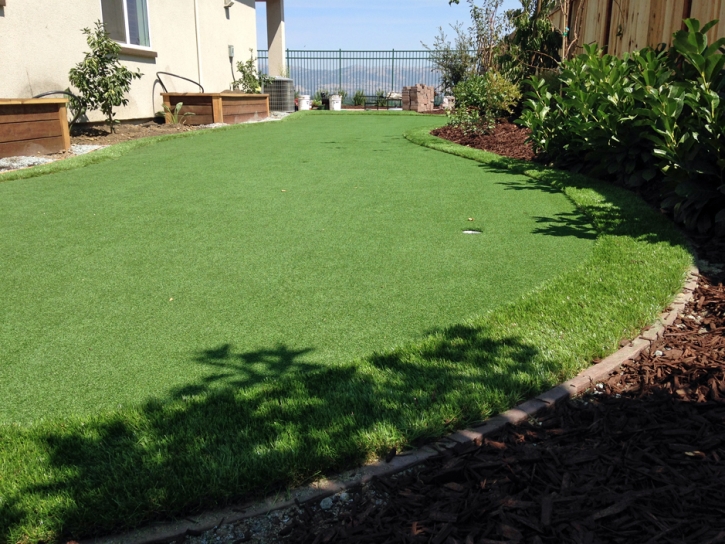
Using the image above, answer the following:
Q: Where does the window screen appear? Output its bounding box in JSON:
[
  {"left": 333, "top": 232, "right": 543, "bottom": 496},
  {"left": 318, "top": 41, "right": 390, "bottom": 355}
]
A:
[
  {"left": 101, "top": 0, "right": 127, "bottom": 43},
  {"left": 101, "top": 0, "right": 151, "bottom": 48},
  {"left": 127, "top": 0, "right": 150, "bottom": 47}
]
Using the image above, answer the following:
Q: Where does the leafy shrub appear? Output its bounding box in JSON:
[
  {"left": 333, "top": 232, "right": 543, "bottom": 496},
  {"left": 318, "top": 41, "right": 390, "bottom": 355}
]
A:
[
  {"left": 353, "top": 90, "right": 366, "bottom": 106},
  {"left": 449, "top": 71, "right": 521, "bottom": 134},
  {"left": 335, "top": 89, "right": 348, "bottom": 103},
  {"left": 375, "top": 89, "right": 388, "bottom": 107},
  {"left": 497, "top": 0, "right": 561, "bottom": 85},
  {"left": 518, "top": 19, "right": 725, "bottom": 233},
  {"left": 643, "top": 19, "right": 725, "bottom": 232},
  {"left": 232, "top": 49, "right": 273, "bottom": 93},
  {"left": 68, "top": 21, "right": 143, "bottom": 133},
  {"left": 162, "top": 102, "right": 194, "bottom": 125},
  {"left": 519, "top": 44, "right": 668, "bottom": 185}
]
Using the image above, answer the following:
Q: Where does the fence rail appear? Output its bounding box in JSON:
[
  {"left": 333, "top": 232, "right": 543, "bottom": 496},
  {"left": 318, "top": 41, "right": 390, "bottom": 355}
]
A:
[{"left": 257, "top": 50, "right": 446, "bottom": 98}]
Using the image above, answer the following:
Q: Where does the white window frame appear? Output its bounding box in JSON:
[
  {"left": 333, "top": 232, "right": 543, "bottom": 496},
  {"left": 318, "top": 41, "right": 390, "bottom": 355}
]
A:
[{"left": 99, "top": 0, "right": 153, "bottom": 52}]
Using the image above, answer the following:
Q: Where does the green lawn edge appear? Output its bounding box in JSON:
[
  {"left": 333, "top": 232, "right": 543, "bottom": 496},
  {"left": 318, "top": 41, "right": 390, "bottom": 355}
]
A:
[
  {"left": 0, "top": 117, "right": 300, "bottom": 185},
  {"left": 0, "top": 123, "right": 692, "bottom": 544},
  {"left": 0, "top": 110, "right": 417, "bottom": 185}
]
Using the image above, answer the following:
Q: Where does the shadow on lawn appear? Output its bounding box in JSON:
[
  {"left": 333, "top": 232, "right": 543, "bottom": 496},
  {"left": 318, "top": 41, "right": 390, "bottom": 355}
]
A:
[
  {"left": 173, "top": 343, "right": 318, "bottom": 397},
  {"left": 479, "top": 157, "right": 683, "bottom": 246},
  {"left": 3, "top": 324, "right": 546, "bottom": 542},
  {"left": 531, "top": 211, "right": 598, "bottom": 240}
]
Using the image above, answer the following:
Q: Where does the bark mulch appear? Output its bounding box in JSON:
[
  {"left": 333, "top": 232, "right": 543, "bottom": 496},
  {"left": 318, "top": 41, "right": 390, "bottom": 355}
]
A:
[
  {"left": 431, "top": 121, "right": 536, "bottom": 162},
  {"left": 283, "top": 278, "right": 725, "bottom": 544}
]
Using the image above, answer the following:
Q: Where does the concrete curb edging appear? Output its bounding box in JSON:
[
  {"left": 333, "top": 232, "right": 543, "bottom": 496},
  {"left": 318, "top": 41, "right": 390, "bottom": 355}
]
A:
[{"left": 86, "top": 267, "right": 700, "bottom": 544}]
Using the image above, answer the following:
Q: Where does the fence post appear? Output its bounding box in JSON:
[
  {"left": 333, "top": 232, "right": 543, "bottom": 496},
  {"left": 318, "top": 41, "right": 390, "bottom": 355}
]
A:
[
  {"left": 391, "top": 49, "right": 395, "bottom": 93},
  {"left": 339, "top": 49, "right": 342, "bottom": 91}
]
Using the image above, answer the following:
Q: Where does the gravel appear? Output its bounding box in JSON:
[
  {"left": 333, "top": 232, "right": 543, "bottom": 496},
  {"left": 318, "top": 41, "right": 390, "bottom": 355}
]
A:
[
  {"left": 196, "top": 123, "right": 229, "bottom": 129},
  {"left": 0, "top": 145, "right": 108, "bottom": 174},
  {"left": 0, "top": 155, "right": 54, "bottom": 172},
  {"left": 71, "top": 144, "right": 107, "bottom": 155}
]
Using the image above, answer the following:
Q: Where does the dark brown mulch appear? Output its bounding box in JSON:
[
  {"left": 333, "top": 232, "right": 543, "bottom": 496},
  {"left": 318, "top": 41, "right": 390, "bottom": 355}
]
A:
[
  {"left": 285, "top": 278, "right": 725, "bottom": 544},
  {"left": 431, "top": 120, "right": 536, "bottom": 162},
  {"left": 419, "top": 109, "right": 449, "bottom": 115}
]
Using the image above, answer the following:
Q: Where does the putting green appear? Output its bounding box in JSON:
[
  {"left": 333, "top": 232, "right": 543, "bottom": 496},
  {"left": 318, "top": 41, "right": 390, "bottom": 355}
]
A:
[{"left": 0, "top": 113, "right": 594, "bottom": 424}]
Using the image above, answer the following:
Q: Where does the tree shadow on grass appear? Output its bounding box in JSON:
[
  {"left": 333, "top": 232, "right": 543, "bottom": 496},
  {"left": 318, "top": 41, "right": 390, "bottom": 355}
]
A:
[
  {"left": 477, "top": 158, "right": 688, "bottom": 247},
  {"left": 173, "top": 344, "right": 317, "bottom": 397},
  {"left": 2, "top": 324, "right": 548, "bottom": 543},
  {"left": 531, "top": 211, "right": 598, "bottom": 240}
]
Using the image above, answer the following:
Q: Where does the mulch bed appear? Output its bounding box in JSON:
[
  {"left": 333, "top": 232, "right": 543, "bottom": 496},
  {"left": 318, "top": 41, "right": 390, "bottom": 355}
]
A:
[
  {"left": 283, "top": 277, "right": 725, "bottom": 544},
  {"left": 431, "top": 121, "right": 536, "bottom": 162}
]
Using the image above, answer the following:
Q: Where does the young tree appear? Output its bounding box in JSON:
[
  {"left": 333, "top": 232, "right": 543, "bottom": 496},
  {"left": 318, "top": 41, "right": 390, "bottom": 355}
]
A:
[
  {"left": 498, "top": 0, "right": 562, "bottom": 83},
  {"left": 446, "top": 0, "right": 509, "bottom": 74},
  {"left": 68, "top": 21, "right": 143, "bottom": 133},
  {"left": 423, "top": 23, "right": 477, "bottom": 94},
  {"left": 231, "top": 49, "right": 274, "bottom": 93}
]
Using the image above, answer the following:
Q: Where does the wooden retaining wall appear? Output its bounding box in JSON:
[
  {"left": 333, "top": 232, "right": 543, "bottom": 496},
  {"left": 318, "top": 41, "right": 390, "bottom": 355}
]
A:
[
  {"left": 161, "top": 93, "right": 270, "bottom": 126},
  {"left": 550, "top": 0, "right": 725, "bottom": 57},
  {"left": 0, "top": 99, "right": 71, "bottom": 158}
]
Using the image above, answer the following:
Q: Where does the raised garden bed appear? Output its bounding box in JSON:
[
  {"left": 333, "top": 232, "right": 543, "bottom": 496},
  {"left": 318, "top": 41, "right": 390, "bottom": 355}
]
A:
[
  {"left": 0, "top": 98, "right": 71, "bottom": 158},
  {"left": 161, "top": 93, "right": 270, "bottom": 125}
]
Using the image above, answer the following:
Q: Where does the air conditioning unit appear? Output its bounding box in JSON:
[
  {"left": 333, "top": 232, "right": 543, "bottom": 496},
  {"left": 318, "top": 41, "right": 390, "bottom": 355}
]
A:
[{"left": 262, "top": 77, "right": 295, "bottom": 113}]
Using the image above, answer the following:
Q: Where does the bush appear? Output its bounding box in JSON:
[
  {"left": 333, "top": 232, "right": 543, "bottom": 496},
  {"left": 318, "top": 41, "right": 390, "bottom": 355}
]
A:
[
  {"left": 375, "top": 89, "right": 388, "bottom": 107},
  {"left": 335, "top": 89, "right": 348, "bottom": 104},
  {"left": 497, "top": 0, "right": 561, "bottom": 85},
  {"left": 68, "top": 21, "right": 143, "bottom": 133},
  {"left": 353, "top": 90, "right": 366, "bottom": 106},
  {"left": 232, "top": 49, "right": 273, "bottom": 93},
  {"left": 519, "top": 45, "right": 667, "bottom": 185},
  {"left": 644, "top": 19, "right": 725, "bottom": 232},
  {"left": 518, "top": 19, "right": 725, "bottom": 233},
  {"left": 449, "top": 71, "right": 521, "bottom": 134}
]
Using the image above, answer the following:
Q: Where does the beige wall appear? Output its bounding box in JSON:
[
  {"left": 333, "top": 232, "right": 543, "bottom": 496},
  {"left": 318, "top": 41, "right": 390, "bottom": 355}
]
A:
[{"left": 0, "top": 0, "right": 258, "bottom": 121}]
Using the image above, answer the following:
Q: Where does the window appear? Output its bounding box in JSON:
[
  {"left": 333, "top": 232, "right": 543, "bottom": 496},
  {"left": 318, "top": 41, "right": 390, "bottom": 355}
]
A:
[{"left": 101, "top": 0, "right": 150, "bottom": 48}]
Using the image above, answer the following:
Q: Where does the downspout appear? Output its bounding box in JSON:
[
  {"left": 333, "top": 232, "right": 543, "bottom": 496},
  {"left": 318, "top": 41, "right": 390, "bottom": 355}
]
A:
[{"left": 194, "top": 0, "right": 203, "bottom": 86}]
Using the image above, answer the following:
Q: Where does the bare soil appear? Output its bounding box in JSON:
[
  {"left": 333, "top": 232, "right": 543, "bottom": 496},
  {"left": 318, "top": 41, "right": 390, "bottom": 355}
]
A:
[{"left": 70, "top": 120, "right": 195, "bottom": 147}]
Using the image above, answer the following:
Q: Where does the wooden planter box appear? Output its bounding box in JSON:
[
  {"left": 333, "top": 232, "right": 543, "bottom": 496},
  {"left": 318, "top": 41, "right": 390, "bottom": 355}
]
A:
[
  {"left": 162, "top": 93, "right": 270, "bottom": 125},
  {"left": 0, "top": 99, "right": 71, "bottom": 158}
]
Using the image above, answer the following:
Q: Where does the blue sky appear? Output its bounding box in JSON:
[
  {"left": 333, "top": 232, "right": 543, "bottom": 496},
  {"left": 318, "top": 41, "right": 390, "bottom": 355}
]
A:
[{"left": 256, "top": 0, "right": 522, "bottom": 51}]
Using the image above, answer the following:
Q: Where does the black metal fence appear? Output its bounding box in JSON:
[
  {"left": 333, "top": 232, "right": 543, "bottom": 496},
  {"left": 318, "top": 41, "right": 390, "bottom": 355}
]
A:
[{"left": 257, "top": 50, "right": 444, "bottom": 98}]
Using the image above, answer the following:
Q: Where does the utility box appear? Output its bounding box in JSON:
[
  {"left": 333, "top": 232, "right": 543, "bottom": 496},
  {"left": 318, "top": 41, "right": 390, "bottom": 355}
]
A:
[
  {"left": 262, "top": 78, "right": 295, "bottom": 112},
  {"left": 402, "top": 84, "right": 435, "bottom": 113}
]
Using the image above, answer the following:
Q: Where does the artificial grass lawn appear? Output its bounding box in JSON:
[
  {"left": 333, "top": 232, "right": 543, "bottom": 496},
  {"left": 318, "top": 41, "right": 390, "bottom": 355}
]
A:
[
  {"left": 0, "top": 113, "right": 691, "bottom": 543},
  {"left": 1, "top": 113, "right": 591, "bottom": 424}
]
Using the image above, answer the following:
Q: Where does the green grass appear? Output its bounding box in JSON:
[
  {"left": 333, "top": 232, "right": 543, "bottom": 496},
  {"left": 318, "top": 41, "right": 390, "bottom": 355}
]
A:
[
  {"left": 0, "top": 113, "right": 592, "bottom": 424},
  {"left": 0, "top": 112, "right": 691, "bottom": 543}
]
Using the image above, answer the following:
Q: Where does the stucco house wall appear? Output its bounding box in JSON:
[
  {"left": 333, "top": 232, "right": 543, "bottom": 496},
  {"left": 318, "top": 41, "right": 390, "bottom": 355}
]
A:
[{"left": 0, "top": 0, "right": 263, "bottom": 122}]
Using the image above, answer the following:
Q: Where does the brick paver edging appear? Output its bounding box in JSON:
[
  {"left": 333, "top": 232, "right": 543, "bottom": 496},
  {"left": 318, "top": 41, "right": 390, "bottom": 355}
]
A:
[{"left": 86, "top": 267, "right": 700, "bottom": 544}]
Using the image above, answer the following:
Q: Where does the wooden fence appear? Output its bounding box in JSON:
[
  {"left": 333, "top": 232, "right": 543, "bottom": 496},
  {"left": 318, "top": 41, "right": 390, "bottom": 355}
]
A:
[{"left": 550, "top": 0, "right": 725, "bottom": 57}]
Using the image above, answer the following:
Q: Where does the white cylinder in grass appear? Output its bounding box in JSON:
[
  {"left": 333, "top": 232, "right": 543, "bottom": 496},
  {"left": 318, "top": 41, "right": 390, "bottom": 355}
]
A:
[
  {"left": 299, "top": 95, "right": 311, "bottom": 111},
  {"left": 330, "top": 94, "right": 342, "bottom": 111}
]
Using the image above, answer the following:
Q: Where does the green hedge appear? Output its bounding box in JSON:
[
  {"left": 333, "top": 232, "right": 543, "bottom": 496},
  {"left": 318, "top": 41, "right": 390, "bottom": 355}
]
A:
[{"left": 518, "top": 19, "right": 725, "bottom": 233}]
